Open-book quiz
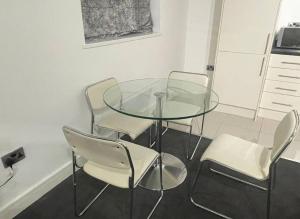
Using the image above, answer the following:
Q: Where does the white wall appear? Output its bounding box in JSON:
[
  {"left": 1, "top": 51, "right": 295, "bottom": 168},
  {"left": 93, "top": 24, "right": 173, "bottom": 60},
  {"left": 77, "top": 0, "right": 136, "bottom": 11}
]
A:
[
  {"left": 0, "top": 0, "right": 189, "bottom": 217},
  {"left": 184, "top": 0, "right": 216, "bottom": 73},
  {"left": 276, "top": 0, "right": 300, "bottom": 29}
]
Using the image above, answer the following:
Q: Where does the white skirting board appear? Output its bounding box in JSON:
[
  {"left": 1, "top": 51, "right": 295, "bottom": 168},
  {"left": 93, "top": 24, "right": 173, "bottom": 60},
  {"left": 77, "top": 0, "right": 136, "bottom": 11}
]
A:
[
  {"left": 215, "top": 103, "right": 256, "bottom": 119},
  {"left": 258, "top": 108, "right": 285, "bottom": 121},
  {"left": 0, "top": 161, "right": 72, "bottom": 219}
]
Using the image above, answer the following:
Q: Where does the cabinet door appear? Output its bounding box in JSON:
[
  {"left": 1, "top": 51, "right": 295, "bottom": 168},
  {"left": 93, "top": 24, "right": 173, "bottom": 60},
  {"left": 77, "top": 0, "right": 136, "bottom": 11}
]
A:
[
  {"left": 219, "top": 0, "right": 280, "bottom": 54},
  {"left": 213, "top": 51, "right": 265, "bottom": 109}
]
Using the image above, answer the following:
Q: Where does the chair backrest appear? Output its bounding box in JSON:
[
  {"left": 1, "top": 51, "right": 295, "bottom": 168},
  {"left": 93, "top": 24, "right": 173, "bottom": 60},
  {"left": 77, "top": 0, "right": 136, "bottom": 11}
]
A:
[
  {"left": 271, "top": 110, "right": 299, "bottom": 162},
  {"left": 85, "top": 78, "right": 120, "bottom": 113},
  {"left": 167, "top": 71, "right": 209, "bottom": 106},
  {"left": 63, "top": 126, "right": 131, "bottom": 170},
  {"left": 168, "top": 71, "right": 209, "bottom": 87}
]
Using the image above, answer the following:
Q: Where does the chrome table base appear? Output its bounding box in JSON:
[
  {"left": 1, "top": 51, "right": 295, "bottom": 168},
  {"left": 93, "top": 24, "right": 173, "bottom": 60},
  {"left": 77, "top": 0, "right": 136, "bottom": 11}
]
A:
[
  {"left": 139, "top": 153, "right": 187, "bottom": 190},
  {"left": 140, "top": 92, "right": 187, "bottom": 191}
]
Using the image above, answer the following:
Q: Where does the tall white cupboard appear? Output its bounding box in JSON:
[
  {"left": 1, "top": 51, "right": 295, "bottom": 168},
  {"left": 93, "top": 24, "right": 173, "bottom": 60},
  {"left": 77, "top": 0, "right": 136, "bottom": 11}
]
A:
[{"left": 213, "top": 0, "right": 282, "bottom": 116}]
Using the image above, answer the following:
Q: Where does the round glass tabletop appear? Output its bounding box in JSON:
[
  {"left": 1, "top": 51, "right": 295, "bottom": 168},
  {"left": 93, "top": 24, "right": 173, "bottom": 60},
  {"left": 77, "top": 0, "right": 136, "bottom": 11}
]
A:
[{"left": 103, "top": 78, "right": 219, "bottom": 120}]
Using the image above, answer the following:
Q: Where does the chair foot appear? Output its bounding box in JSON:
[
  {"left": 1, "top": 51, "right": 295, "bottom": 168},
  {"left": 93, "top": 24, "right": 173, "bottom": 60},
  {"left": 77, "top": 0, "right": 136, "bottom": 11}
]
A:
[{"left": 190, "top": 196, "right": 232, "bottom": 219}]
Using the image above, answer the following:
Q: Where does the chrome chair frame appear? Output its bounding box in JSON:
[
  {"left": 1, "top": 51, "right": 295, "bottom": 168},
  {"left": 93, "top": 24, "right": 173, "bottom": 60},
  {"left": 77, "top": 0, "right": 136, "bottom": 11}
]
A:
[
  {"left": 85, "top": 78, "right": 153, "bottom": 146},
  {"left": 166, "top": 71, "right": 209, "bottom": 160},
  {"left": 190, "top": 110, "right": 299, "bottom": 219},
  {"left": 85, "top": 78, "right": 122, "bottom": 135},
  {"left": 71, "top": 133, "right": 163, "bottom": 219}
]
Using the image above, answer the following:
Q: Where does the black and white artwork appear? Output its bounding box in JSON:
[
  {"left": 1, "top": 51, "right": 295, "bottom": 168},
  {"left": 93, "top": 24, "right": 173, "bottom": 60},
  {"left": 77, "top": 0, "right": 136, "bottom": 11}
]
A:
[{"left": 81, "top": 0, "right": 153, "bottom": 43}]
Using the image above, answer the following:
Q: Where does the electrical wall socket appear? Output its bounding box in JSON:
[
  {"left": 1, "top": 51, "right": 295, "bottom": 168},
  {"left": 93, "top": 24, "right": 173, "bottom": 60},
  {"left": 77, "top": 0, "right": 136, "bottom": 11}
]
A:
[{"left": 1, "top": 147, "right": 25, "bottom": 168}]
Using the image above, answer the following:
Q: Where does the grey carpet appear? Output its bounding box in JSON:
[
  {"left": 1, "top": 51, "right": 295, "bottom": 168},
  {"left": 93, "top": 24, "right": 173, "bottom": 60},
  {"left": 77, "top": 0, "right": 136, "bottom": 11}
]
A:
[{"left": 15, "top": 128, "right": 300, "bottom": 219}]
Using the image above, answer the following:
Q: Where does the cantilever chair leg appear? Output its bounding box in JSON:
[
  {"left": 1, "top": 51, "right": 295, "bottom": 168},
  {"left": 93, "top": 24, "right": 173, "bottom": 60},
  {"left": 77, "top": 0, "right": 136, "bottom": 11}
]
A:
[
  {"left": 150, "top": 122, "right": 158, "bottom": 149},
  {"left": 129, "top": 156, "right": 163, "bottom": 219},
  {"left": 149, "top": 125, "right": 158, "bottom": 148},
  {"left": 129, "top": 179, "right": 163, "bottom": 219},
  {"left": 91, "top": 115, "right": 95, "bottom": 134},
  {"left": 72, "top": 152, "right": 109, "bottom": 217},
  {"left": 149, "top": 126, "right": 152, "bottom": 147},
  {"left": 209, "top": 168, "right": 268, "bottom": 191},
  {"left": 162, "top": 121, "right": 169, "bottom": 135},
  {"left": 190, "top": 161, "right": 277, "bottom": 219},
  {"left": 150, "top": 121, "right": 168, "bottom": 149},
  {"left": 208, "top": 164, "right": 277, "bottom": 219},
  {"left": 188, "top": 113, "right": 206, "bottom": 160},
  {"left": 147, "top": 190, "right": 163, "bottom": 219},
  {"left": 186, "top": 125, "right": 192, "bottom": 159},
  {"left": 190, "top": 161, "right": 232, "bottom": 219}
]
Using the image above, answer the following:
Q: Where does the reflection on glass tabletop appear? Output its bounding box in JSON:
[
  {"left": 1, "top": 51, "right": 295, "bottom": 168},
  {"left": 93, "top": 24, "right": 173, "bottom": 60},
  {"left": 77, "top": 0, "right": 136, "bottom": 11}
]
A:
[{"left": 103, "top": 78, "right": 219, "bottom": 120}]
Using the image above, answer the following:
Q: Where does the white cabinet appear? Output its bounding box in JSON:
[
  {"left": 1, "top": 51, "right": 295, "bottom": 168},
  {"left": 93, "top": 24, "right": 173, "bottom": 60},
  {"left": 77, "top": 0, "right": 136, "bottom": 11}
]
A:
[
  {"left": 266, "top": 67, "right": 300, "bottom": 83},
  {"left": 214, "top": 52, "right": 265, "bottom": 109},
  {"left": 261, "top": 92, "right": 300, "bottom": 113},
  {"left": 260, "top": 54, "right": 300, "bottom": 119},
  {"left": 213, "top": 0, "right": 280, "bottom": 112},
  {"left": 264, "top": 80, "right": 300, "bottom": 96},
  {"left": 269, "top": 54, "right": 300, "bottom": 70},
  {"left": 219, "top": 0, "right": 281, "bottom": 54}
]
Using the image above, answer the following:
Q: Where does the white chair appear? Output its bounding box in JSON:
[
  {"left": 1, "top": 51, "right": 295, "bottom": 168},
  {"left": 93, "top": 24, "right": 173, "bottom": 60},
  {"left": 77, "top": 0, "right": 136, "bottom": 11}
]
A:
[
  {"left": 85, "top": 78, "right": 153, "bottom": 143},
  {"left": 165, "top": 71, "right": 209, "bottom": 160},
  {"left": 62, "top": 126, "right": 163, "bottom": 219},
  {"left": 190, "top": 110, "right": 299, "bottom": 219}
]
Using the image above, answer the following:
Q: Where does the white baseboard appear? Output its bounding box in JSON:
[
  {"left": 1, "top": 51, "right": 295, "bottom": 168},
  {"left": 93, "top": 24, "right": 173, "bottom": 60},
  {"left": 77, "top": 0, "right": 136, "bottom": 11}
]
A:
[
  {"left": 215, "top": 104, "right": 256, "bottom": 119},
  {"left": 0, "top": 161, "right": 72, "bottom": 219},
  {"left": 258, "top": 108, "right": 285, "bottom": 121}
]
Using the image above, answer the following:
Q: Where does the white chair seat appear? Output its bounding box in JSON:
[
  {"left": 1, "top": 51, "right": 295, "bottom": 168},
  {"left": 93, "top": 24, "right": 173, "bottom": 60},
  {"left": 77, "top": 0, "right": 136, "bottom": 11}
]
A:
[
  {"left": 95, "top": 112, "right": 153, "bottom": 140},
  {"left": 83, "top": 140, "right": 158, "bottom": 188},
  {"left": 165, "top": 100, "right": 200, "bottom": 125},
  {"left": 201, "top": 134, "right": 271, "bottom": 180}
]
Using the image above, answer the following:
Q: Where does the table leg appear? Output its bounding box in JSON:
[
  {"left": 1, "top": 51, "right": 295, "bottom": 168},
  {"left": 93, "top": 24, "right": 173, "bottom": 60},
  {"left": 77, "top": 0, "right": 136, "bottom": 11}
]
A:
[{"left": 139, "top": 92, "right": 187, "bottom": 191}]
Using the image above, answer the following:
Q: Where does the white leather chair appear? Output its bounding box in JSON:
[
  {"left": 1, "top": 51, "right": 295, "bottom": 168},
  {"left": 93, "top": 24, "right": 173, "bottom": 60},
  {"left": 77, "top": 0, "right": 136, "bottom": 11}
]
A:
[
  {"left": 190, "top": 110, "right": 299, "bottom": 219},
  {"left": 166, "top": 71, "right": 209, "bottom": 160},
  {"left": 85, "top": 78, "right": 153, "bottom": 143},
  {"left": 62, "top": 126, "right": 163, "bottom": 219}
]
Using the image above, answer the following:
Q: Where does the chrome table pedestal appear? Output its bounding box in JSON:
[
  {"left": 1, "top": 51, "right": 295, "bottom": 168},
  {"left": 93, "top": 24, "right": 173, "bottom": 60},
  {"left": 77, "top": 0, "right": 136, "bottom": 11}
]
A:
[
  {"left": 139, "top": 152, "right": 187, "bottom": 190},
  {"left": 139, "top": 91, "right": 187, "bottom": 190}
]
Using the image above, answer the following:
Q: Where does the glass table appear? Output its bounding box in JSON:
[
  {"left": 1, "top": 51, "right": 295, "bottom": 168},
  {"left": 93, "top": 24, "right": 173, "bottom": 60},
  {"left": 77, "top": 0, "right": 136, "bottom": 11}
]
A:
[{"left": 103, "top": 78, "right": 219, "bottom": 190}]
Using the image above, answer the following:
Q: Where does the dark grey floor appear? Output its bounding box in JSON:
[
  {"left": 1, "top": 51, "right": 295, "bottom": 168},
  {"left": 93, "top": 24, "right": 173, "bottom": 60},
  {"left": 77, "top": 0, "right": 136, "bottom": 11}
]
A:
[{"left": 15, "top": 128, "right": 300, "bottom": 219}]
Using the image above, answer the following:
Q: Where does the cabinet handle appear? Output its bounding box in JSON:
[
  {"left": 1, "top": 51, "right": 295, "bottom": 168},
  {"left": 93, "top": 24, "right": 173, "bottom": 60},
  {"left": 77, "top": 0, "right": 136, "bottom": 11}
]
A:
[
  {"left": 281, "top": 61, "right": 300, "bottom": 66},
  {"left": 264, "top": 33, "right": 270, "bottom": 54},
  {"left": 272, "top": 102, "right": 293, "bottom": 107},
  {"left": 275, "top": 87, "right": 297, "bottom": 92},
  {"left": 278, "top": 74, "right": 300, "bottom": 79},
  {"left": 259, "top": 58, "right": 265, "bottom": 76}
]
